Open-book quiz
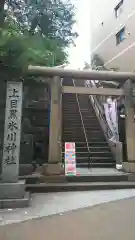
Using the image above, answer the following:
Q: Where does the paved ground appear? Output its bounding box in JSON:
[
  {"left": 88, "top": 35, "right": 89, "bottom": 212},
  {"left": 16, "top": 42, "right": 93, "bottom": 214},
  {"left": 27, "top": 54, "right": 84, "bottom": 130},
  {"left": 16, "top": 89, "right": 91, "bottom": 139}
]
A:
[
  {"left": 0, "top": 197, "right": 135, "bottom": 240},
  {"left": 0, "top": 168, "right": 133, "bottom": 238},
  {"left": 1, "top": 189, "right": 135, "bottom": 225}
]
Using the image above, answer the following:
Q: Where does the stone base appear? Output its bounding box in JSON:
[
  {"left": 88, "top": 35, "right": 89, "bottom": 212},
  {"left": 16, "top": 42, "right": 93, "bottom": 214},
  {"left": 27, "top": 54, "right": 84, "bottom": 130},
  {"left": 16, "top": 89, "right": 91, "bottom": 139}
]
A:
[
  {"left": 128, "top": 174, "right": 135, "bottom": 182},
  {"left": 36, "top": 163, "right": 64, "bottom": 176},
  {"left": 19, "top": 164, "right": 33, "bottom": 176},
  {"left": 0, "top": 192, "right": 30, "bottom": 209},
  {"left": 0, "top": 180, "right": 30, "bottom": 209},
  {"left": 123, "top": 162, "right": 135, "bottom": 173},
  {"left": 0, "top": 180, "right": 26, "bottom": 199}
]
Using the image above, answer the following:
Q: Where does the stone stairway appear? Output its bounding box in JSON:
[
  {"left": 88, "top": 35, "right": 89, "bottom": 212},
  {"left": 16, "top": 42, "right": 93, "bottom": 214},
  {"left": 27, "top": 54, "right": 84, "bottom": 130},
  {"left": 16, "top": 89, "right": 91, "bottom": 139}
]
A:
[
  {"left": 62, "top": 77, "right": 115, "bottom": 168},
  {"left": 25, "top": 170, "right": 135, "bottom": 192},
  {"left": 62, "top": 77, "right": 88, "bottom": 166}
]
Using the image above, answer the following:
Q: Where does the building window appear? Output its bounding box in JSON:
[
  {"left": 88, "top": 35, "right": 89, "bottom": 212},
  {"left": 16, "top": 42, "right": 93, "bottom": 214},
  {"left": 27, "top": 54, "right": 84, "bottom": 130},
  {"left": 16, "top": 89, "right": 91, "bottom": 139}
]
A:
[
  {"left": 115, "top": 0, "right": 124, "bottom": 18},
  {"left": 116, "top": 27, "right": 125, "bottom": 45}
]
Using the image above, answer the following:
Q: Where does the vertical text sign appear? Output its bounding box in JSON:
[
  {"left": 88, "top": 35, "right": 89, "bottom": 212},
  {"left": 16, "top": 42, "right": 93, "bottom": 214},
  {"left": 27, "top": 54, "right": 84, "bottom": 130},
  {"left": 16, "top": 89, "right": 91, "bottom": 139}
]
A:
[{"left": 2, "top": 81, "right": 23, "bottom": 182}]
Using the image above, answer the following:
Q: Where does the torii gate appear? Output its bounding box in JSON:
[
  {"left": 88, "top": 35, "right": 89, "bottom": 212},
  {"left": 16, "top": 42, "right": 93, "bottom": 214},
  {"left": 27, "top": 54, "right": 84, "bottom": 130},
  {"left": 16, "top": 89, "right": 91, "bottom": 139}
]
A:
[
  {"left": 1, "top": 66, "right": 135, "bottom": 183},
  {"left": 27, "top": 66, "right": 135, "bottom": 174}
]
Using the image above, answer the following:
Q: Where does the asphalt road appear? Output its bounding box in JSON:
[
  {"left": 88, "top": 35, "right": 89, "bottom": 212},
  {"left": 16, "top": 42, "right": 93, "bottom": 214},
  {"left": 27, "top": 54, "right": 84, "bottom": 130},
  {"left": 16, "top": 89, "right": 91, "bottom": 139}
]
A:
[{"left": 0, "top": 197, "right": 135, "bottom": 240}]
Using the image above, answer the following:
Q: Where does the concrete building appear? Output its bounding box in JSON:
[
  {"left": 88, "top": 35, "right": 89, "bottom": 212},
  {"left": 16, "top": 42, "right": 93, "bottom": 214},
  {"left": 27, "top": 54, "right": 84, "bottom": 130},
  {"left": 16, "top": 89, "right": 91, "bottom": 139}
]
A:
[{"left": 90, "top": 0, "right": 135, "bottom": 72}]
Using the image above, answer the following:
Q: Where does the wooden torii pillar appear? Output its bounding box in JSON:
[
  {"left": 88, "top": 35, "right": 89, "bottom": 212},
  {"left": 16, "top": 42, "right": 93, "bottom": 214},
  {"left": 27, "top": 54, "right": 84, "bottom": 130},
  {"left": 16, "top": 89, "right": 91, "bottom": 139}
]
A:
[
  {"left": 123, "top": 79, "right": 135, "bottom": 172},
  {"left": 47, "top": 76, "right": 62, "bottom": 174}
]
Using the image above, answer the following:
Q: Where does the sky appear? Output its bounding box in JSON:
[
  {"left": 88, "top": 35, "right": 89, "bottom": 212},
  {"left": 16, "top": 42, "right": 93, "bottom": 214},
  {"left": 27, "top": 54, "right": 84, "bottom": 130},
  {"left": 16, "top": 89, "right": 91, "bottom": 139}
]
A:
[
  {"left": 67, "top": 0, "right": 120, "bottom": 69},
  {"left": 67, "top": 0, "right": 91, "bottom": 69}
]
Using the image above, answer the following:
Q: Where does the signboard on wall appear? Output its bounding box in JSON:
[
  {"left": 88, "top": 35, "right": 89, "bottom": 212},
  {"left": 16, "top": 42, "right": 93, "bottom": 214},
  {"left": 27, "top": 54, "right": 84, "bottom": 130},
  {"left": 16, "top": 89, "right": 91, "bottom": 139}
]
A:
[{"left": 65, "top": 142, "right": 76, "bottom": 176}]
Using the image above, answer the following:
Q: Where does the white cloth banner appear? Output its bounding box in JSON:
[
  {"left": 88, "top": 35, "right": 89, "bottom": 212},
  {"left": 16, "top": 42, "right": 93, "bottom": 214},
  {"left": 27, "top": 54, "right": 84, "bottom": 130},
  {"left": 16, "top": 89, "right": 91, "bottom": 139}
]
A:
[{"left": 104, "top": 99, "right": 119, "bottom": 142}]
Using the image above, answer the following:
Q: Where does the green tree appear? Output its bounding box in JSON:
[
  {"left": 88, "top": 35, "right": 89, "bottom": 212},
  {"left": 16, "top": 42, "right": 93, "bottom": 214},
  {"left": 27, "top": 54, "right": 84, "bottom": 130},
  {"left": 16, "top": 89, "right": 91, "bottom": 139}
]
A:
[
  {"left": 0, "top": 17, "right": 68, "bottom": 79},
  {"left": 91, "top": 54, "right": 119, "bottom": 87},
  {"left": 5, "top": 0, "right": 78, "bottom": 46},
  {"left": 0, "top": 0, "right": 77, "bottom": 78}
]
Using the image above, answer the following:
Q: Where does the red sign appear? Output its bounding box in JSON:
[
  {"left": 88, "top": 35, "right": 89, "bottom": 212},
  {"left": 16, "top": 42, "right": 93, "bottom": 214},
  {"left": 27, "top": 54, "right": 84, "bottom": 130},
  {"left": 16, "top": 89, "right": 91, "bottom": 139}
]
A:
[{"left": 65, "top": 142, "right": 75, "bottom": 151}]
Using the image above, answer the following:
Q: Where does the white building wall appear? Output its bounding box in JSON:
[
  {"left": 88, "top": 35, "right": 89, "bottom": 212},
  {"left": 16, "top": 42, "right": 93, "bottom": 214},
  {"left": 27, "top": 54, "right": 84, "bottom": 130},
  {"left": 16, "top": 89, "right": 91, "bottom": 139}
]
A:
[{"left": 91, "top": 0, "right": 135, "bottom": 71}]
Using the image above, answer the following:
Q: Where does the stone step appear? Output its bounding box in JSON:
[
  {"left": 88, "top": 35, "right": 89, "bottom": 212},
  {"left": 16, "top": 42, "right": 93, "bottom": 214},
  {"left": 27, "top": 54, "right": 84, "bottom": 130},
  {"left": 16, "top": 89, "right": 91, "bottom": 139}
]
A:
[
  {"left": 62, "top": 152, "right": 112, "bottom": 157},
  {"left": 62, "top": 142, "right": 108, "bottom": 147},
  {"left": 76, "top": 163, "right": 115, "bottom": 168},
  {"left": 81, "top": 119, "right": 98, "bottom": 122},
  {"left": 62, "top": 139, "right": 106, "bottom": 143},
  {"left": 62, "top": 133, "right": 85, "bottom": 136},
  {"left": 63, "top": 161, "right": 115, "bottom": 166},
  {"left": 87, "top": 136, "right": 106, "bottom": 142},
  {"left": 66, "top": 174, "right": 129, "bottom": 182},
  {"left": 76, "top": 159, "right": 114, "bottom": 164},
  {"left": 62, "top": 157, "right": 114, "bottom": 163},
  {"left": 63, "top": 125, "right": 100, "bottom": 128},
  {"left": 63, "top": 132, "right": 104, "bottom": 136},
  {"left": 26, "top": 182, "right": 135, "bottom": 193},
  {"left": 62, "top": 139, "right": 86, "bottom": 142},
  {"left": 64, "top": 147, "right": 110, "bottom": 153},
  {"left": 88, "top": 146, "right": 110, "bottom": 149},
  {"left": 63, "top": 114, "right": 97, "bottom": 117},
  {"left": 63, "top": 111, "right": 79, "bottom": 113},
  {"left": 64, "top": 129, "right": 99, "bottom": 132},
  {"left": 23, "top": 173, "right": 129, "bottom": 184},
  {"left": 88, "top": 136, "right": 106, "bottom": 140},
  {"left": 63, "top": 124, "right": 101, "bottom": 128},
  {"left": 0, "top": 192, "right": 30, "bottom": 209},
  {"left": 63, "top": 132, "right": 103, "bottom": 136},
  {"left": 62, "top": 133, "right": 86, "bottom": 136},
  {"left": 63, "top": 124, "right": 99, "bottom": 131},
  {"left": 62, "top": 135, "right": 85, "bottom": 138},
  {"left": 63, "top": 122, "right": 82, "bottom": 124},
  {"left": 82, "top": 119, "right": 99, "bottom": 122},
  {"left": 62, "top": 143, "right": 111, "bottom": 150}
]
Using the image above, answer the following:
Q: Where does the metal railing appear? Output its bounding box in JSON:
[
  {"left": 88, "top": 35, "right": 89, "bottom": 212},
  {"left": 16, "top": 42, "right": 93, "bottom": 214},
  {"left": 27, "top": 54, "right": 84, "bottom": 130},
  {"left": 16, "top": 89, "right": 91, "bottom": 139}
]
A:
[{"left": 72, "top": 79, "right": 90, "bottom": 154}]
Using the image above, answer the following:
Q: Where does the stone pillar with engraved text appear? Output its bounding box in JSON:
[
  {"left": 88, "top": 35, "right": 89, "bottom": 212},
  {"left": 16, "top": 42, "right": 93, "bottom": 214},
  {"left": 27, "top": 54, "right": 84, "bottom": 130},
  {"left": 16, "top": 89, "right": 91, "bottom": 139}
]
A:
[{"left": 0, "top": 81, "right": 29, "bottom": 208}]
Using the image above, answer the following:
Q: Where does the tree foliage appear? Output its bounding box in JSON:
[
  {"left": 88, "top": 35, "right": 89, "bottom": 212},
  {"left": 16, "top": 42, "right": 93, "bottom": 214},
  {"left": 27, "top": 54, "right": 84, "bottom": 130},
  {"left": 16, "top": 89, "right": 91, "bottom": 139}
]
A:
[
  {"left": 0, "top": 0, "right": 77, "bottom": 78},
  {"left": 6, "top": 0, "right": 78, "bottom": 46},
  {"left": 91, "top": 54, "right": 107, "bottom": 70}
]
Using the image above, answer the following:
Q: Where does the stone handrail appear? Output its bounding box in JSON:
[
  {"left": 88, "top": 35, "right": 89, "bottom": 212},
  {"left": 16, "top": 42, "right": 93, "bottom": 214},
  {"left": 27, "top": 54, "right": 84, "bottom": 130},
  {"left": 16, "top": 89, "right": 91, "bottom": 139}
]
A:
[{"left": 85, "top": 80, "right": 123, "bottom": 165}]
